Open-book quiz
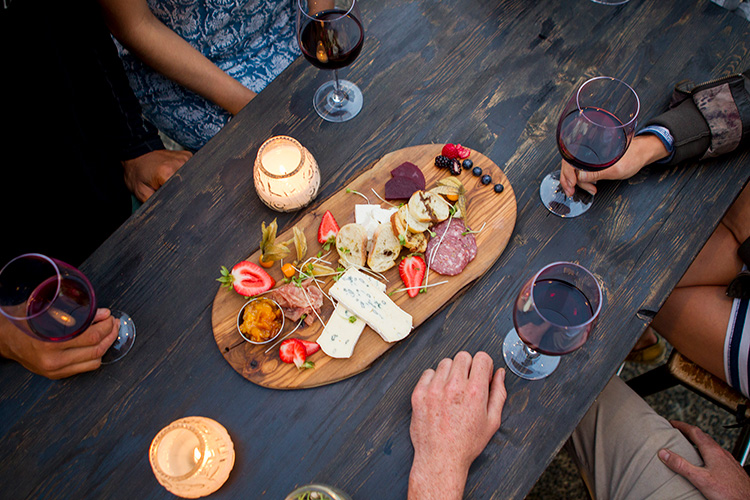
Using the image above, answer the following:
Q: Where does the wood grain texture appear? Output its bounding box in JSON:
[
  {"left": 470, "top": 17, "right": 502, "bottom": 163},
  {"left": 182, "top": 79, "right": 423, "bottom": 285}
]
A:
[
  {"left": 211, "top": 144, "right": 516, "bottom": 388},
  {"left": 2, "top": 1, "right": 749, "bottom": 499}
]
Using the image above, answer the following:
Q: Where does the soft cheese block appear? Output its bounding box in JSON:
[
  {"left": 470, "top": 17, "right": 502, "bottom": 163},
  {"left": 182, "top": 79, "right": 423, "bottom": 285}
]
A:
[
  {"left": 317, "top": 275, "right": 386, "bottom": 358},
  {"left": 329, "top": 268, "right": 413, "bottom": 343}
]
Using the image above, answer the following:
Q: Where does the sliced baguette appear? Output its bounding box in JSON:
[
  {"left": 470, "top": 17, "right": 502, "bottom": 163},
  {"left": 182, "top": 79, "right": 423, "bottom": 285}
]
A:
[
  {"left": 408, "top": 190, "right": 452, "bottom": 224},
  {"left": 391, "top": 210, "right": 429, "bottom": 253},
  {"left": 400, "top": 203, "right": 431, "bottom": 233},
  {"left": 367, "top": 223, "right": 402, "bottom": 272},
  {"left": 336, "top": 223, "right": 367, "bottom": 268}
]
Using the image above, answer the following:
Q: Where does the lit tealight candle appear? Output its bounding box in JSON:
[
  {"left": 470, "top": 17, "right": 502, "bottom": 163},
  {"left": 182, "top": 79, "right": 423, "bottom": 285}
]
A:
[{"left": 254, "top": 136, "right": 321, "bottom": 212}]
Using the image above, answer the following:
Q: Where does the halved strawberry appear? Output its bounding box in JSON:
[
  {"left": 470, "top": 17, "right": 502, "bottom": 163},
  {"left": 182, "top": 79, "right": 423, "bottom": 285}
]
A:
[
  {"left": 399, "top": 255, "right": 426, "bottom": 298},
  {"left": 298, "top": 339, "right": 320, "bottom": 356},
  {"left": 217, "top": 261, "right": 275, "bottom": 297},
  {"left": 279, "top": 339, "right": 314, "bottom": 369},
  {"left": 318, "top": 210, "right": 340, "bottom": 247}
]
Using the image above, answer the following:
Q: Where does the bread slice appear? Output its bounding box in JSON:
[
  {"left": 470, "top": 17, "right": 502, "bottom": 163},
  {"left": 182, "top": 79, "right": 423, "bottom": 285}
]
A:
[
  {"left": 398, "top": 203, "right": 430, "bottom": 233},
  {"left": 367, "top": 223, "right": 402, "bottom": 272},
  {"left": 336, "top": 223, "right": 367, "bottom": 268},
  {"left": 408, "top": 191, "right": 451, "bottom": 224},
  {"left": 390, "top": 210, "right": 428, "bottom": 253}
]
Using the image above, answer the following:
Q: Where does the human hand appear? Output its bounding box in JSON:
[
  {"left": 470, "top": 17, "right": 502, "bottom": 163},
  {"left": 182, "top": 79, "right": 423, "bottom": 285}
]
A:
[
  {"left": 0, "top": 309, "right": 119, "bottom": 379},
  {"left": 408, "top": 351, "right": 507, "bottom": 500},
  {"left": 123, "top": 149, "right": 192, "bottom": 202},
  {"left": 658, "top": 420, "right": 750, "bottom": 500},
  {"left": 559, "top": 134, "right": 669, "bottom": 197}
]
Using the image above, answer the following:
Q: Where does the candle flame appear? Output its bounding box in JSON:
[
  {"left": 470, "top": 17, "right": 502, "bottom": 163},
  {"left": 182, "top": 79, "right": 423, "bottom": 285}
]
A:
[{"left": 48, "top": 307, "right": 77, "bottom": 327}]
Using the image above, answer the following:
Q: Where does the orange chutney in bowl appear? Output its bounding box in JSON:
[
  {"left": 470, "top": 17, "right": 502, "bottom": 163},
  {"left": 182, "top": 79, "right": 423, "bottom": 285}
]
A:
[{"left": 238, "top": 298, "right": 284, "bottom": 343}]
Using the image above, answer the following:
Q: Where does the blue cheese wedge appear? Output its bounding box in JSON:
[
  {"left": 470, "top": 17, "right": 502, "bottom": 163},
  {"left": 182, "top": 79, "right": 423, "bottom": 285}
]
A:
[
  {"left": 329, "top": 268, "right": 413, "bottom": 343},
  {"left": 317, "top": 274, "right": 386, "bottom": 358}
]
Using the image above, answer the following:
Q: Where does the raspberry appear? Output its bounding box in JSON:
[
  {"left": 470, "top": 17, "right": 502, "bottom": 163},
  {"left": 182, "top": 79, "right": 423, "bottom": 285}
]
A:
[
  {"left": 455, "top": 144, "right": 471, "bottom": 159},
  {"left": 441, "top": 144, "right": 460, "bottom": 159}
]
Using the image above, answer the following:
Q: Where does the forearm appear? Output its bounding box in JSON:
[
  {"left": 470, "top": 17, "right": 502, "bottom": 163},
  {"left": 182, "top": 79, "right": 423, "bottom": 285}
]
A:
[
  {"left": 407, "top": 454, "right": 468, "bottom": 500},
  {"left": 98, "top": 0, "right": 254, "bottom": 115}
]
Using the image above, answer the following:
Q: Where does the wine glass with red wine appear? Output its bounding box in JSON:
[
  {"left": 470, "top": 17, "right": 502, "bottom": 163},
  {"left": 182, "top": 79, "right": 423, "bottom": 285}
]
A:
[
  {"left": 540, "top": 76, "right": 639, "bottom": 217},
  {"left": 296, "top": 0, "right": 364, "bottom": 122},
  {"left": 502, "top": 262, "right": 602, "bottom": 380},
  {"left": 0, "top": 254, "right": 135, "bottom": 364}
]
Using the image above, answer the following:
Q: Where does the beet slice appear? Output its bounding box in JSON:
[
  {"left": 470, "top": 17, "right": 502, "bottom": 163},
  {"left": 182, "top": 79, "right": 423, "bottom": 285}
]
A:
[
  {"left": 385, "top": 176, "right": 421, "bottom": 200},
  {"left": 390, "top": 162, "right": 425, "bottom": 191}
]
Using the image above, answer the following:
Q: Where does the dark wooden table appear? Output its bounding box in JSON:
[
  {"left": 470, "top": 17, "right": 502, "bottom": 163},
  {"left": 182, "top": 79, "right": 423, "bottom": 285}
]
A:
[{"left": 3, "top": 0, "right": 749, "bottom": 498}]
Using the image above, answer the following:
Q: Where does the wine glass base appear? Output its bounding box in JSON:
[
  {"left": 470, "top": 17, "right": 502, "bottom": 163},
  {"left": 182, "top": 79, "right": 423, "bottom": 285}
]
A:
[
  {"left": 313, "top": 79, "right": 363, "bottom": 123},
  {"left": 101, "top": 310, "right": 136, "bottom": 365},
  {"left": 539, "top": 170, "right": 594, "bottom": 218},
  {"left": 502, "top": 328, "right": 560, "bottom": 380}
]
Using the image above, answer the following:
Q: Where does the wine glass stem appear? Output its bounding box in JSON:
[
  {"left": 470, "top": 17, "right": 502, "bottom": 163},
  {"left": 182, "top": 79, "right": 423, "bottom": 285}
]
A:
[
  {"left": 522, "top": 343, "right": 541, "bottom": 365},
  {"left": 331, "top": 69, "right": 346, "bottom": 104}
]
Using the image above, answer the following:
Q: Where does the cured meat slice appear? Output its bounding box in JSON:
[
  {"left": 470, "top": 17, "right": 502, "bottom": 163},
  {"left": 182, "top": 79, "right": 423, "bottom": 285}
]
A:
[
  {"left": 269, "top": 281, "right": 324, "bottom": 326},
  {"left": 425, "top": 219, "right": 477, "bottom": 276}
]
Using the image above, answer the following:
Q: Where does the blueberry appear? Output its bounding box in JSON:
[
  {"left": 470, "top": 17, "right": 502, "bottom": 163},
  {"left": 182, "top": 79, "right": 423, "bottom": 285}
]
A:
[
  {"left": 481, "top": 174, "right": 492, "bottom": 185},
  {"left": 494, "top": 183, "right": 504, "bottom": 193},
  {"left": 472, "top": 167, "right": 482, "bottom": 177},
  {"left": 462, "top": 159, "right": 473, "bottom": 170}
]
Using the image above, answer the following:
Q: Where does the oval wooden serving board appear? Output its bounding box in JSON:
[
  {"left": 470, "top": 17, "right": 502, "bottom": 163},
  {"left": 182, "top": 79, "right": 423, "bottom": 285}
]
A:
[{"left": 211, "top": 144, "right": 516, "bottom": 389}]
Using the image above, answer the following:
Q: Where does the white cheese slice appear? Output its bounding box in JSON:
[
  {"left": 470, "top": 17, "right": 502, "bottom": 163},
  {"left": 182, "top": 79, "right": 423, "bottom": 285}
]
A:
[
  {"left": 329, "top": 268, "right": 413, "bottom": 343},
  {"left": 317, "top": 275, "right": 386, "bottom": 358}
]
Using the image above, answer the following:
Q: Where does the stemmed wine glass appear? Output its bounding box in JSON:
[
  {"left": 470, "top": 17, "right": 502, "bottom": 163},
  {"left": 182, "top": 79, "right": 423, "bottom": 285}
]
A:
[
  {"left": 502, "top": 262, "right": 602, "bottom": 380},
  {"left": 0, "top": 253, "right": 136, "bottom": 364},
  {"left": 296, "top": 0, "right": 365, "bottom": 122},
  {"left": 540, "top": 76, "right": 640, "bottom": 217}
]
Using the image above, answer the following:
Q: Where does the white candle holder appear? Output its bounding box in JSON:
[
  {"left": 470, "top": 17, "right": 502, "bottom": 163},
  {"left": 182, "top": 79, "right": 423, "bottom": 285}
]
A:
[
  {"left": 149, "top": 416, "right": 235, "bottom": 498},
  {"left": 254, "top": 136, "right": 321, "bottom": 212}
]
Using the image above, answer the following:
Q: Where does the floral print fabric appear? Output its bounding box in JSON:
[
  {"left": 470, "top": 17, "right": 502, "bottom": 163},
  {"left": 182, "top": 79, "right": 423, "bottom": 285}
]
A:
[{"left": 116, "top": 0, "right": 300, "bottom": 150}]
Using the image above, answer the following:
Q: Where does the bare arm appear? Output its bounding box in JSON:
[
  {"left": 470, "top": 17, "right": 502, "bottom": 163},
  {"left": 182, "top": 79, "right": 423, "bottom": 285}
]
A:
[
  {"left": 97, "top": 0, "right": 255, "bottom": 115},
  {"left": 408, "top": 352, "right": 507, "bottom": 500}
]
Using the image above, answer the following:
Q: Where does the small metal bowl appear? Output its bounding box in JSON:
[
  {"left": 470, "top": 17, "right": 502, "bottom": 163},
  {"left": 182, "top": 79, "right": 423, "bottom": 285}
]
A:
[{"left": 236, "top": 297, "right": 285, "bottom": 345}]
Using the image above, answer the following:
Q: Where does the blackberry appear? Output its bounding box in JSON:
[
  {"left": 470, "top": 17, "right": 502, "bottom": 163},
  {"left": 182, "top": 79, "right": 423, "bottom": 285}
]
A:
[
  {"left": 449, "top": 159, "right": 462, "bottom": 175},
  {"left": 462, "top": 159, "right": 473, "bottom": 170},
  {"left": 494, "top": 183, "right": 504, "bottom": 193},
  {"left": 435, "top": 155, "right": 452, "bottom": 169},
  {"left": 481, "top": 174, "right": 492, "bottom": 185},
  {"left": 472, "top": 166, "right": 482, "bottom": 177}
]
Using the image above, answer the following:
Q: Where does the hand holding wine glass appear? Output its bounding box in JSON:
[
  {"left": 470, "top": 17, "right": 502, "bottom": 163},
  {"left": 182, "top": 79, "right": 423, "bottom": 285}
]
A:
[
  {"left": 540, "top": 76, "right": 640, "bottom": 217},
  {"left": 0, "top": 254, "right": 136, "bottom": 378},
  {"left": 296, "top": 0, "right": 365, "bottom": 122},
  {"left": 502, "top": 262, "right": 602, "bottom": 380},
  {"left": 0, "top": 308, "right": 118, "bottom": 379}
]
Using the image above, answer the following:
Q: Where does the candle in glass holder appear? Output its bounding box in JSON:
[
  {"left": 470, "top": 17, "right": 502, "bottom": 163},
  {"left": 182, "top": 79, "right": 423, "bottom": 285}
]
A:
[
  {"left": 254, "top": 136, "right": 321, "bottom": 212},
  {"left": 149, "top": 416, "right": 234, "bottom": 499}
]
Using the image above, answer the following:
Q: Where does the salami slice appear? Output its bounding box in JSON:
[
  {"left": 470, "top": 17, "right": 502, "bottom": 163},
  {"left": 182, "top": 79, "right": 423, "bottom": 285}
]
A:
[{"left": 425, "top": 219, "right": 477, "bottom": 276}]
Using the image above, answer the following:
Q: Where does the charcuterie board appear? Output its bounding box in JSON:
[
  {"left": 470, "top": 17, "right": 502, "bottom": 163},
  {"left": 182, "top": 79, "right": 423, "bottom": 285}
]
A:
[{"left": 211, "top": 144, "right": 516, "bottom": 389}]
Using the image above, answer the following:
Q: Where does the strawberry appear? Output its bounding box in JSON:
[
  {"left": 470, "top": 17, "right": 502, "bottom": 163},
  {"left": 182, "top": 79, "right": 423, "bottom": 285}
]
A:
[
  {"left": 399, "top": 255, "right": 426, "bottom": 298},
  {"left": 217, "top": 261, "right": 275, "bottom": 297},
  {"left": 318, "top": 210, "right": 340, "bottom": 248},
  {"left": 279, "top": 339, "right": 314, "bottom": 369},
  {"left": 298, "top": 339, "right": 321, "bottom": 356}
]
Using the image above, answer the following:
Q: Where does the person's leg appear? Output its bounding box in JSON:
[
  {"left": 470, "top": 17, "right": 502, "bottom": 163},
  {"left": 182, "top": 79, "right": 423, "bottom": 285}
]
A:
[{"left": 569, "top": 376, "right": 704, "bottom": 500}]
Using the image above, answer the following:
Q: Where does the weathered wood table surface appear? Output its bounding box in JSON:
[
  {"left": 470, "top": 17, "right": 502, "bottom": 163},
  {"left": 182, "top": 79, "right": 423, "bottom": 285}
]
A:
[{"left": 2, "top": 0, "right": 749, "bottom": 498}]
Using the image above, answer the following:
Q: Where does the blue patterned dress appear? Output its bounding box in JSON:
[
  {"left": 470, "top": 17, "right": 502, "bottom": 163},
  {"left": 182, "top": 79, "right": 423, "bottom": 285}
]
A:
[{"left": 116, "top": 0, "right": 300, "bottom": 150}]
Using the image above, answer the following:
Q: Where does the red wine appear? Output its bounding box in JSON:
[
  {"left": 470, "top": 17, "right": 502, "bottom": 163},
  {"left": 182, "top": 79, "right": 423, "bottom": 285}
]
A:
[
  {"left": 26, "top": 275, "right": 95, "bottom": 341},
  {"left": 516, "top": 279, "right": 594, "bottom": 355},
  {"left": 557, "top": 107, "right": 629, "bottom": 172},
  {"left": 299, "top": 9, "right": 364, "bottom": 70}
]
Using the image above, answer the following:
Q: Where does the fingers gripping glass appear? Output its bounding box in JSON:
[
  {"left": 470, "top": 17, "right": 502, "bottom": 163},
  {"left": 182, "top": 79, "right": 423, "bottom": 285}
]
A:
[
  {"left": 297, "top": 0, "right": 365, "bottom": 122},
  {"left": 502, "top": 262, "right": 602, "bottom": 380},
  {"left": 540, "top": 76, "right": 640, "bottom": 218},
  {"left": 0, "top": 253, "right": 135, "bottom": 364}
]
